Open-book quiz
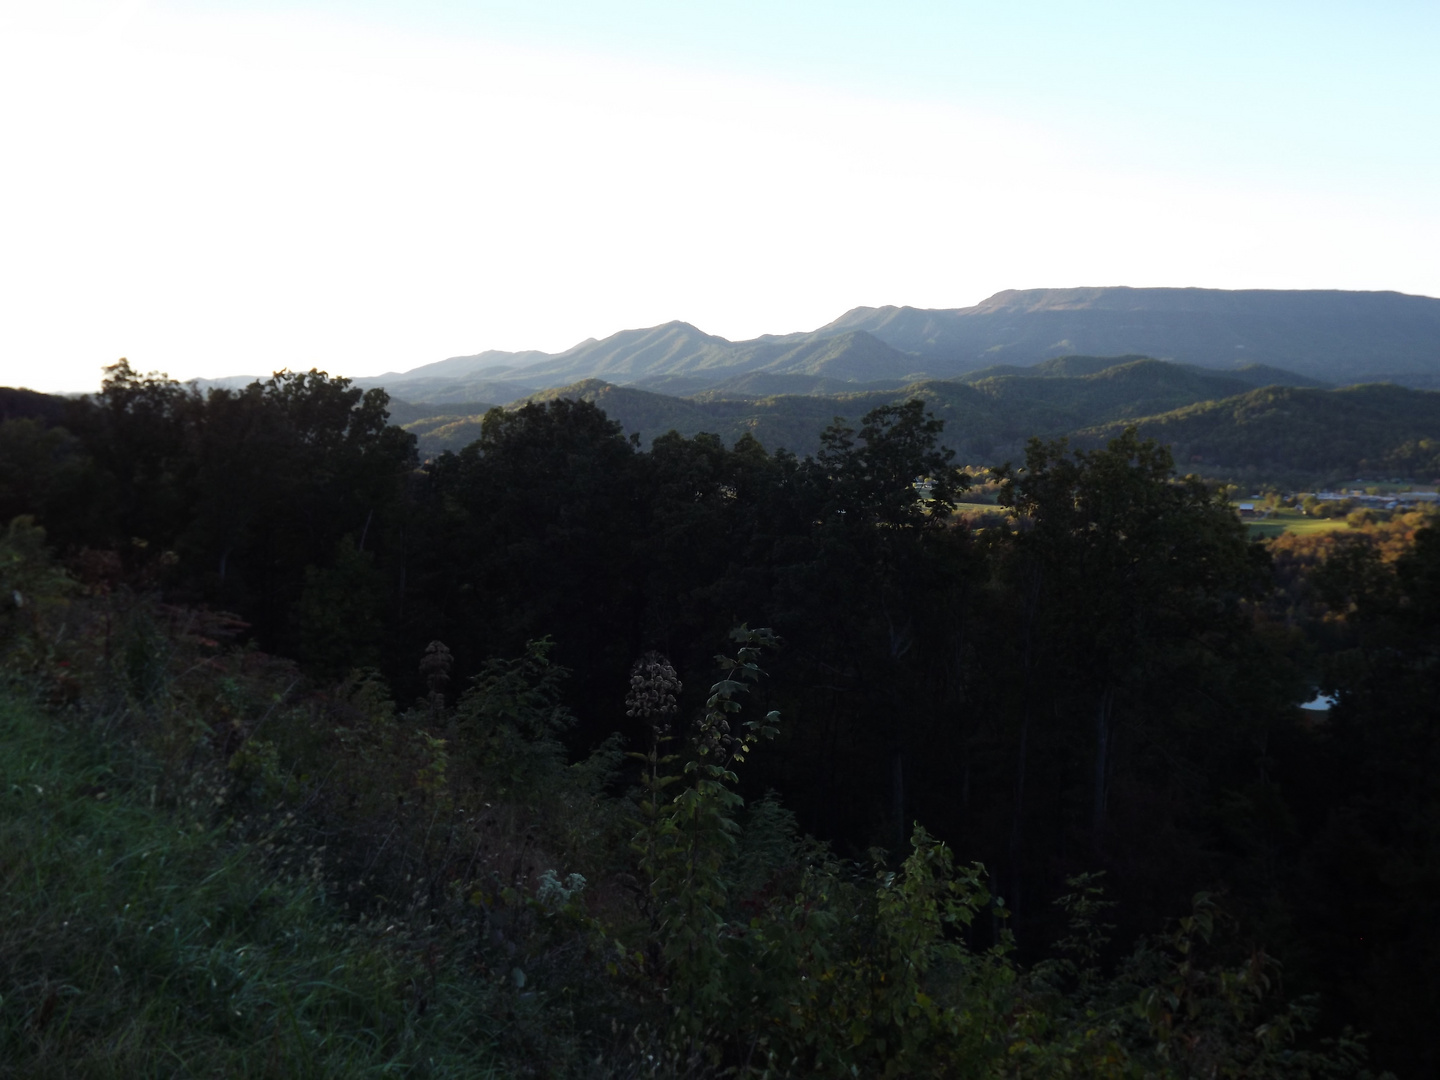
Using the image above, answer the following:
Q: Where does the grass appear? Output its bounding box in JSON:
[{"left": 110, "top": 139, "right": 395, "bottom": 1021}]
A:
[
  {"left": 0, "top": 691, "right": 501, "bottom": 1079},
  {"left": 1241, "top": 507, "right": 1351, "bottom": 539}
]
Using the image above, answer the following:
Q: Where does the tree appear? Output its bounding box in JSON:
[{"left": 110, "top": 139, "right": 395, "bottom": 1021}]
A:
[
  {"left": 66, "top": 360, "right": 201, "bottom": 548},
  {"left": 181, "top": 370, "right": 416, "bottom": 656},
  {"left": 750, "top": 401, "right": 977, "bottom": 852},
  {"left": 996, "top": 430, "right": 1265, "bottom": 916},
  {"left": 0, "top": 419, "right": 102, "bottom": 548},
  {"left": 812, "top": 398, "right": 963, "bottom": 528},
  {"left": 410, "top": 399, "right": 646, "bottom": 738},
  {"left": 1291, "top": 526, "right": 1440, "bottom": 1075}
]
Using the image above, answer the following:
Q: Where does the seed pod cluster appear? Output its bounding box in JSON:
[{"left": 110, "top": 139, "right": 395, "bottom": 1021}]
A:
[{"left": 626, "top": 651, "right": 681, "bottom": 733}]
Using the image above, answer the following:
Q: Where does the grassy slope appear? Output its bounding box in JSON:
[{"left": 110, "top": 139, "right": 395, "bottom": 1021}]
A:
[
  {"left": 0, "top": 694, "right": 496, "bottom": 1079},
  {"left": 385, "top": 398, "right": 496, "bottom": 428},
  {"left": 1242, "top": 508, "right": 1352, "bottom": 539}
]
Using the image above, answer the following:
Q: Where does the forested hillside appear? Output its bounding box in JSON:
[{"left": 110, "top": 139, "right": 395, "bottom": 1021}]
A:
[
  {"left": 397, "top": 356, "right": 1440, "bottom": 483},
  {"left": 2, "top": 361, "right": 1437, "bottom": 1075},
  {"left": 1083, "top": 382, "right": 1440, "bottom": 484},
  {"left": 0, "top": 386, "right": 70, "bottom": 424},
  {"left": 363, "top": 322, "right": 928, "bottom": 404}
]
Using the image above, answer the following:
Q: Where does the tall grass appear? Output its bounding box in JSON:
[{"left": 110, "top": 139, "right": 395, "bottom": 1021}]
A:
[{"left": 0, "top": 694, "right": 503, "bottom": 1079}]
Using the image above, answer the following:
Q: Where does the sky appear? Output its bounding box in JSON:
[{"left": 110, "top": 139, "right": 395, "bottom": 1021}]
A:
[{"left": 2, "top": 1, "right": 1438, "bottom": 392}]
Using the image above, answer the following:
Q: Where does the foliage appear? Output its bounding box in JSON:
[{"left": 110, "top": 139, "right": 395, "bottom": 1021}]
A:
[
  {"left": 0, "top": 701, "right": 521, "bottom": 1078},
  {"left": 0, "top": 368, "right": 1430, "bottom": 1075},
  {"left": 1083, "top": 383, "right": 1440, "bottom": 485},
  {"left": 12, "top": 361, "right": 419, "bottom": 668},
  {"left": 396, "top": 359, "right": 1440, "bottom": 486}
]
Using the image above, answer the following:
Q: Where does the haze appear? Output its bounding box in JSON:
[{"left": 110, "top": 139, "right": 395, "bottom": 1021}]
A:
[{"left": 2, "top": 0, "right": 1437, "bottom": 393}]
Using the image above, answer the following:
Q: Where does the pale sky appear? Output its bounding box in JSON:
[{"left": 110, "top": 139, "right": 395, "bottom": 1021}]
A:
[{"left": 2, "top": 0, "right": 1437, "bottom": 393}]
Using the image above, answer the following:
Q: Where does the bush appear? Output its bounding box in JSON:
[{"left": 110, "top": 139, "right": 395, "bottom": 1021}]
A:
[{"left": 0, "top": 525, "right": 1383, "bottom": 1078}]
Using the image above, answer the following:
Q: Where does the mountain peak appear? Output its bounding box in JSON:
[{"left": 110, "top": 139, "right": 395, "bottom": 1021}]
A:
[
  {"left": 825, "top": 287, "right": 1440, "bottom": 384},
  {"left": 356, "top": 287, "right": 1440, "bottom": 405}
]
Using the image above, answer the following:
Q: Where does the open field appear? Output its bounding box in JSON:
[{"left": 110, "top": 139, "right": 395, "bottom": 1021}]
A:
[
  {"left": 1241, "top": 507, "right": 1352, "bottom": 539},
  {"left": 951, "top": 502, "right": 1356, "bottom": 538}
]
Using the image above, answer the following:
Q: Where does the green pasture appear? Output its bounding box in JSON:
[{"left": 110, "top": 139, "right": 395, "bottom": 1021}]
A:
[
  {"left": 945, "top": 498, "right": 1366, "bottom": 538},
  {"left": 1240, "top": 506, "right": 1350, "bottom": 539}
]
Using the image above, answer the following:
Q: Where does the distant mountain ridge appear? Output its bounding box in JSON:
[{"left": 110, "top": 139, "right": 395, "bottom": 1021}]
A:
[
  {"left": 404, "top": 354, "right": 1354, "bottom": 465},
  {"left": 823, "top": 288, "right": 1440, "bottom": 384},
  {"left": 473, "top": 359, "right": 1440, "bottom": 485},
  {"left": 362, "top": 287, "right": 1440, "bottom": 403},
  {"left": 367, "top": 323, "right": 930, "bottom": 403},
  {"left": 591, "top": 354, "right": 1329, "bottom": 461}
]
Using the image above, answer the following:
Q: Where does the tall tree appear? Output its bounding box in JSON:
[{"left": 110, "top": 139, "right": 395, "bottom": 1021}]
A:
[
  {"left": 996, "top": 430, "right": 1267, "bottom": 923},
  {"left": 409, "top": 400, "right": 646, "bottom": 736}
]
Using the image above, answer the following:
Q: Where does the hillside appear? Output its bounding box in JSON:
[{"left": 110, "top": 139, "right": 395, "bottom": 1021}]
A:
[
  {"left": 370, "top": 324, "right": 926, "bottom": 403},
  {"left": 1082, "top": 382, "right": 1440, "bottom": 483},
  {"left": 957, "top": 355, "right": 1329, "bottom": 389},
  {"left": 11, "top": 345, "right": 1435, "bottom": 485},
  {"left": 397, "top": 403, "right": 500, "bottom": 455},
  {"left": 0, "top": 387, "right": 70, "bottom": 424},
  {"left": 385, "top": 397, "right": 496, "bottom": 427},
  {"left": 368, "top": 347, "right": 552, "bottom": 383},
  {"left": 495, "top": 355, "right": 1350, "bottom": 466}
]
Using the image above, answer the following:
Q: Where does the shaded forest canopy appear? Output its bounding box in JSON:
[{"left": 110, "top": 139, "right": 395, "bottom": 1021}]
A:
[{"left": 2, "top": 360, "right": 1438, "bottom": 1076}]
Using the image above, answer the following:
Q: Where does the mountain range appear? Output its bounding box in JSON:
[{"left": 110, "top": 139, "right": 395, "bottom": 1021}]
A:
[
  {"left": 389, "top": 353, "right": 1440, "bottom": 487},
  {"left": 511, "top": 356, "right": 1332, "bottom": 462},
  {"left": 107, "top": 286, "right": 1440, "bottom": 482},
  {"left": 356, "top": 287, "right": 1440, "bottom": 404}
]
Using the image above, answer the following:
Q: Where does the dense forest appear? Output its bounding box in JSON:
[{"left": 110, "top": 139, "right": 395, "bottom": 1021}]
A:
[{"left": 2, "top": 361, "right": 1436, "bottom": 1076}]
